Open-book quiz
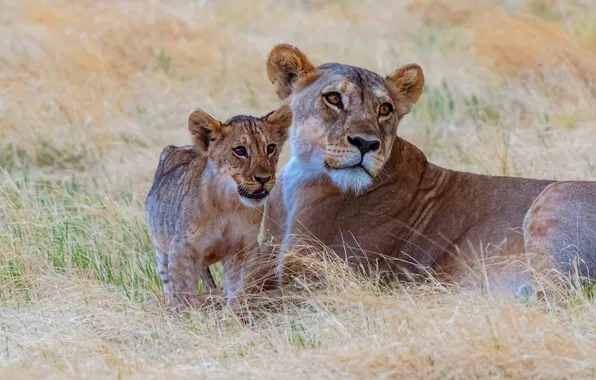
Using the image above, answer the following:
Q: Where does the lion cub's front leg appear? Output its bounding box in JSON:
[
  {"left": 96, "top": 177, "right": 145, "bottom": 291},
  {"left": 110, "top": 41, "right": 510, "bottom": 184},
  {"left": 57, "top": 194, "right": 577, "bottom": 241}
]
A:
[
  {"left": 221, "top": 241, "right": 250, "bottom": 315},
  {"left": 166, "top": 236, "right": 202, "bottom": 307}
]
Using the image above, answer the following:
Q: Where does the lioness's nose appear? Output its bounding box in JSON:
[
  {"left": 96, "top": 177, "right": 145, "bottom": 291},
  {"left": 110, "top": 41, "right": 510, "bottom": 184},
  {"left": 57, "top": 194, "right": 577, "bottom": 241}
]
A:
[
  {"left": 347, "top": 136, "right": 381, "bottom": 155},
  {"left": 254, "top": 175, "right": 271, "bottom": 185}
]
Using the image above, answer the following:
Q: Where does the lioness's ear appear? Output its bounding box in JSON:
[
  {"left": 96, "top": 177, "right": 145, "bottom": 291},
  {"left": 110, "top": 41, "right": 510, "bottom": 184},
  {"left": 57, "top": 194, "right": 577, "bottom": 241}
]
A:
[
  {"left": 266, "top": 44, "right": 315, "bottom": 100},
  {"left": 265, "top": 104, "right": 292, "bottom": 139},
  {"left": 385, "top": 63, "right": 425, "bottom": 117},
  {"left": 187, "top": 109, "right": 223, "bottom": 154}
]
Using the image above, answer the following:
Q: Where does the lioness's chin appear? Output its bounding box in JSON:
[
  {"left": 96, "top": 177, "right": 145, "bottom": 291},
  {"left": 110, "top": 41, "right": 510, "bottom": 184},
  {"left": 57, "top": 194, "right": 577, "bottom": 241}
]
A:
[{"left": 327, "top": 167, "right": 373, "bottom": 194}]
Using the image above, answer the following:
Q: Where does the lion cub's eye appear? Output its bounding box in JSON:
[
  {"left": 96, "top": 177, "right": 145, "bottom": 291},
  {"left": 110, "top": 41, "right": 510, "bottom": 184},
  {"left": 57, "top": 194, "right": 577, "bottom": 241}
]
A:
[
  {"left": 379, "top": 103, "right": 393, "bottom": 117},
  {"left": 266, "top": 144, "right": 276, "bottom": 156},
  {"left": 323, "top": 92, "right": 343, "bottom": 108},
  {"left": 232, "top": 146, "right": 247, "bottom": 157}
]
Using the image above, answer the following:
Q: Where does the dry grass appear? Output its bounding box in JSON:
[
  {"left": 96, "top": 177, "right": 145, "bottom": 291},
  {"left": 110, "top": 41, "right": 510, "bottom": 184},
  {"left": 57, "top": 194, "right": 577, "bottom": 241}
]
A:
[
  {"left": 409, "top": 0, "right": 596, "bottom": 83},
  {"left": 2, "top": 0, "right": 596, "bottom": 378}
]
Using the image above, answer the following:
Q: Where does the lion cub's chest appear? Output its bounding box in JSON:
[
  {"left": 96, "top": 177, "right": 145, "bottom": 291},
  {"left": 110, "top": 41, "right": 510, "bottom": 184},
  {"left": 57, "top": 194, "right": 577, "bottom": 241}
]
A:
[{"left": 189, "top": 210, "right": 261, "bottom": 267}]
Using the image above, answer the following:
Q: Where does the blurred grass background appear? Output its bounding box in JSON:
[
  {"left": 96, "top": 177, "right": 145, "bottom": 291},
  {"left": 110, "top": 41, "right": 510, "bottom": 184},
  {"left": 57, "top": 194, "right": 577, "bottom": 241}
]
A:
[{"left": 2, "top": 0, "right": 596, "bottom": 378}]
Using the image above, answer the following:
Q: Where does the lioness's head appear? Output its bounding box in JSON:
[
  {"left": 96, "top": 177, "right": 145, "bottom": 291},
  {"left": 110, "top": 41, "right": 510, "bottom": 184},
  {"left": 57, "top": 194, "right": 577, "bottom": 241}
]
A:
[
  {"left": 266, "top": 44, "right": 424, "bottom": 193},
  {"left": 187, "top": 105, "right": 292, "bottom": 207}
]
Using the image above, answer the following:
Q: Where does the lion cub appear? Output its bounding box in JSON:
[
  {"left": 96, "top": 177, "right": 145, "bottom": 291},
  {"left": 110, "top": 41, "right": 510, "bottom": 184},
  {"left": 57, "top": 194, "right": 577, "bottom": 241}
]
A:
[{"left": 146, "top": 104, "right": 292, "bottom": 309}]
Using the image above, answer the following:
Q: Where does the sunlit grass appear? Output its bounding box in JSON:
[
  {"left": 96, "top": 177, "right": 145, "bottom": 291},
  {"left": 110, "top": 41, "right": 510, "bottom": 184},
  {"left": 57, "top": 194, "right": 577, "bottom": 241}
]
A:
[{"left": 0, "top": 172, "right": 159, "bottom": 303}]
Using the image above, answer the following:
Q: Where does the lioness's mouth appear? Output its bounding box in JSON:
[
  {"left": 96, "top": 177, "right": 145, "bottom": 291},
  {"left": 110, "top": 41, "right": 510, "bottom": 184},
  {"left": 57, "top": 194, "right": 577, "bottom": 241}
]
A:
[
  {"left": 238, "top": 187, "right": 269, "bottom": 200},
  {"left": 326, "top": 163, "right": 372, "bottom": 177}
]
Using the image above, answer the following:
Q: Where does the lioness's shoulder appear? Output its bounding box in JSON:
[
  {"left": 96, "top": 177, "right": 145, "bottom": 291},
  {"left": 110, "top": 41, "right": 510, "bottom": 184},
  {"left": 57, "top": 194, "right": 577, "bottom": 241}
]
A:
[{"left": 153, "top": 144, "right": 198, "bottom": 182}]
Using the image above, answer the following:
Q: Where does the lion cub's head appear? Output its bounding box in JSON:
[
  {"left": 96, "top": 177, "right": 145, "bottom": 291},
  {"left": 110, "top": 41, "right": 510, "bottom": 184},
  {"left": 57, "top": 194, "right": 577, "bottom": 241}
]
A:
[
  {"left": 187, "top": 105, "right": 292, "bottom": 207},
  {"left": 266, "top": 44, "right": 424, "bottom": 193}
]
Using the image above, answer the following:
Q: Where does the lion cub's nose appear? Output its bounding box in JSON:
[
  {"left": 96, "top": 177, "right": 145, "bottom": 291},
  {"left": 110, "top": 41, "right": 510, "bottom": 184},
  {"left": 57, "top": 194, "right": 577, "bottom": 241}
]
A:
[
  {"left": 347, "top": 136, "right": 381, "bottom": 155},
  {"left": 254, "top": 175, "right": 271, "bottom": 185}
]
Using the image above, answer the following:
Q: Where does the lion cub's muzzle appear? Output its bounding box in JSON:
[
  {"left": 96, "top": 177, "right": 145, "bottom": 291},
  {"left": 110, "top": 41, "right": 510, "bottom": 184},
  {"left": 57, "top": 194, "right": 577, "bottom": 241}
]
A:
[{"left": 237, "top": 175, "right": 276, "bottom": 205}]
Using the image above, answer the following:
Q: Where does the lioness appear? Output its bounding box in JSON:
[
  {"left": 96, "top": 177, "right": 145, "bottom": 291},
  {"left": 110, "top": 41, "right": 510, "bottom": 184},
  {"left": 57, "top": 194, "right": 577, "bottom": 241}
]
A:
[
  {"left": 257, "top": 44, "right": 596, "bottom": 296},
  {"left": 146, "top": 105, "right": 292, "bottom": 308}
]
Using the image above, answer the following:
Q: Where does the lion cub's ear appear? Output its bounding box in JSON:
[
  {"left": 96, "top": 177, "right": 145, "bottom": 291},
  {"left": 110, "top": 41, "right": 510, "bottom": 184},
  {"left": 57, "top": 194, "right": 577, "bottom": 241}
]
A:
[
  {"left": 187, "top": 109, "right": 225, "bottom": 154},
  {"left": 265, "top": 104, "right": 292, "bottom": 140},
  {"left": 385, "top": 64, "right": 425, "bottom": 117},
  {"left": 266, "top": 44, "right": 316, "bottom": 100}
]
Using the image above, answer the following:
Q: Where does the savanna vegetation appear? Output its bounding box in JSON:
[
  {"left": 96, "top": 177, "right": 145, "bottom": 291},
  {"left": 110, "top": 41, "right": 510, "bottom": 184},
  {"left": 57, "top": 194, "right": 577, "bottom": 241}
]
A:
[{"left": 2, "top": 0, "right": 596, "bottom": 378}]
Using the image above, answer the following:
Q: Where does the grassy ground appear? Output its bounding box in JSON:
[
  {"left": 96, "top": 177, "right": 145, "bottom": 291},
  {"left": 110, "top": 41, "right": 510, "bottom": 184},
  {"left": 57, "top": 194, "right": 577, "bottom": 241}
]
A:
[{"left": 2, "top": 0, "right": 596, "bottom": 378}]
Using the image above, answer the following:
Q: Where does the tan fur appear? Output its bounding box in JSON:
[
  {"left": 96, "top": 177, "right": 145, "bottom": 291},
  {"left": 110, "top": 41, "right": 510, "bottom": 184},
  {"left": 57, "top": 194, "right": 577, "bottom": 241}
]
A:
[
  {"left": 255, "top": 44, "right": 596, "bottom": 298},
  {"left": 145, "top": 105, "right": 291, "bottom": 309}
]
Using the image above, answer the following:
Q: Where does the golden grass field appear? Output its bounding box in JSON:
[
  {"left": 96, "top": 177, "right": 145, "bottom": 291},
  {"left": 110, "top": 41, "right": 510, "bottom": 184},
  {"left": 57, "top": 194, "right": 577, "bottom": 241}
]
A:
[{"left": 2, "top": 0, "right": 596, "bottom": 378}]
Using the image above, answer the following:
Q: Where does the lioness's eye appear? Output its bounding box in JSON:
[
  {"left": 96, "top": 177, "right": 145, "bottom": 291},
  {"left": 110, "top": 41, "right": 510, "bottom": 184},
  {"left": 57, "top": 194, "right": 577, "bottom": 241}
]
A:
[
  {"left": 324, "top": 92, "right": 343, "bottom": 108},
  {"left": 379, "top": 103, "right": 393, "bottom": 117},
  {"left": 232, "top": 146, "right": 247, "bottom": 157},
  {"left": 266, "top": 144, "right": 276, "bottom": 156}
]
